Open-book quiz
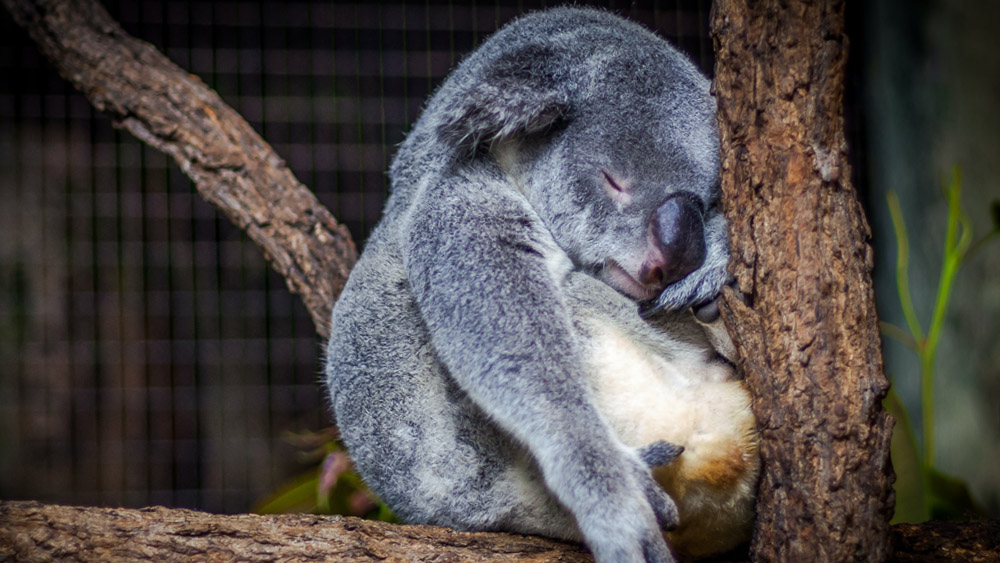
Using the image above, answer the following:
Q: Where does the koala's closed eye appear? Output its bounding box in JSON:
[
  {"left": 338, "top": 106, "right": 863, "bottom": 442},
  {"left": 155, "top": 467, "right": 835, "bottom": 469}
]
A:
[{"left": 602, "top": 171, "right": 633, "bottom": 206}]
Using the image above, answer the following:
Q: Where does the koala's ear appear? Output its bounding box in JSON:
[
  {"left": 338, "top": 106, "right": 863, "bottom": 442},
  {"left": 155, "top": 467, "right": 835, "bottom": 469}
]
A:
[{"left": 437, "top": 45, "right": 570, "bottom": 152}]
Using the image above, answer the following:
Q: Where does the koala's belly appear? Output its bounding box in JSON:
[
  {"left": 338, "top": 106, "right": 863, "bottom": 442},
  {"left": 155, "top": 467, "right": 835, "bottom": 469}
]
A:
[{"left": 584, "top": 320, "right": 759, "bottom": 558}]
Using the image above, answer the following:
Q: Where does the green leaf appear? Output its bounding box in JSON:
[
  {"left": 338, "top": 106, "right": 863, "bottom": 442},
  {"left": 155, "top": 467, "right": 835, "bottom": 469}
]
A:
[{"left": 253, "top": 469, "right": 319, "bottom": 514}]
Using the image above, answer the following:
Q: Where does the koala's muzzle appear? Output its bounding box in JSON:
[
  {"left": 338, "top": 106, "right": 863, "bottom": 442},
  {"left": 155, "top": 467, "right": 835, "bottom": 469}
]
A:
[{"left": 642, "top": 192, "right": 707, "bottom": 289}]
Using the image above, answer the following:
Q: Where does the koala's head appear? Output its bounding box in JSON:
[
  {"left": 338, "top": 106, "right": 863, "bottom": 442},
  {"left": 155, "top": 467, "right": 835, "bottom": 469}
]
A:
[{"left": 435, "top": 8, "right": 728, "bottom": 313}]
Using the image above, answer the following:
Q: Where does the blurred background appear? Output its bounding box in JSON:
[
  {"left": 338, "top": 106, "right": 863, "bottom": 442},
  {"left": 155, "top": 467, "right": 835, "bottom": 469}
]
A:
[{"left": 0, "top": 0, "right": 997, "bottom": 518}]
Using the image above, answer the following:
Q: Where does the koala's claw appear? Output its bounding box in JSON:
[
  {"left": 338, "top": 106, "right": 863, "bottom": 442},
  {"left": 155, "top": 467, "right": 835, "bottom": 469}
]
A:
[
  {"left": 647, "top": 483, "right": 681, "bottom": 532},
  {"left": 727, "top": 275, "right": 750, "bottom": 306},
  {"left": 637, "top": 297, "right": 663, "bottom": 318},
  {"left": 632, "top": 450, "right": 681, "bottom": 532}
]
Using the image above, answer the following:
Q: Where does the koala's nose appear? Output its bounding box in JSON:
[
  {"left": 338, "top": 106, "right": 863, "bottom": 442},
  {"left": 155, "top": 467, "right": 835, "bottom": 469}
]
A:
[{"left": 643, "top": 192, "right": 707, "bottom": 288}]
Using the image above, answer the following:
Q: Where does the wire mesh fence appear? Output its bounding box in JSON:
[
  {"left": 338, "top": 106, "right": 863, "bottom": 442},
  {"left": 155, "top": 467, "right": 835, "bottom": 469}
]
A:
[{"left": 0, "top": 0, "right": 714, "bottom": 514}]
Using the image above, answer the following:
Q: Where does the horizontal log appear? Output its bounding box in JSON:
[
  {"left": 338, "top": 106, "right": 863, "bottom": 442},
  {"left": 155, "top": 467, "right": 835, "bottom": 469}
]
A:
[{"left": 2, "top": 501, "right": 998, "bottom": 562}]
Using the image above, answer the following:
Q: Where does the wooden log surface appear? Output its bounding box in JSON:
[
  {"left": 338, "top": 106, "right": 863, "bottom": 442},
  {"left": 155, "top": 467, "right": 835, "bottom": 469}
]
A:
[
  {"left": 0, "top": 501, "right": 590, "bottom": 562},
  {"left": 2, "top": 501, "right": 999, "bottom": 562}
]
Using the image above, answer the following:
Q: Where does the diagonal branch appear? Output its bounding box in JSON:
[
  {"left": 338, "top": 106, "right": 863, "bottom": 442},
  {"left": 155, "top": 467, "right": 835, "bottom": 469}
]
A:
[{"left": 2, "top": 0, "right": 358, "bottom": 338}]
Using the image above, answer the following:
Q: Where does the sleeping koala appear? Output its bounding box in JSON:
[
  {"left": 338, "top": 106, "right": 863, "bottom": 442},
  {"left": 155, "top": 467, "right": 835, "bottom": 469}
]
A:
[{"left": 325, "top": 7, "right": 757, "bottom": 562}]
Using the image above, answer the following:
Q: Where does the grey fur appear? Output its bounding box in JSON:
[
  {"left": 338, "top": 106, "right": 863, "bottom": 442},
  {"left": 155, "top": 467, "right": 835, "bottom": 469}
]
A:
[{"left": 325, "top": 8, "right": 729, "bottom": 563}]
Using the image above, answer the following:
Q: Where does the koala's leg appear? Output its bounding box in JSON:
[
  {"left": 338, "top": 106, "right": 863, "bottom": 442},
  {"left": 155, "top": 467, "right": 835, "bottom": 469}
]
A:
[{"left": 326, "top": 234, "right": 578, "bottom": 539}]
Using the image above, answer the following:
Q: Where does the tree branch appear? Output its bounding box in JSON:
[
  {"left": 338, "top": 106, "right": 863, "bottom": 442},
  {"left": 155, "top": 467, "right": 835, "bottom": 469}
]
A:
[
  {"left": 0, "top": 501, "right": 592, "bottom": 562},
  {"left": 1, "top": 0, "right": 358, "bottom": 338},
  {"left": 2, "top": 502, "right": 996, "bottom": 562}
]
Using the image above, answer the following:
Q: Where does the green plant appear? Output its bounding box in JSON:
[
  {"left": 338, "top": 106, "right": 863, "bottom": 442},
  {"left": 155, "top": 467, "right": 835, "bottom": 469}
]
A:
[
  {"left": 883, "top": 167, "right": 999, "bottom": 522},
  {"left": 253, "top": 427, "right": 397, "bottom": 522}
]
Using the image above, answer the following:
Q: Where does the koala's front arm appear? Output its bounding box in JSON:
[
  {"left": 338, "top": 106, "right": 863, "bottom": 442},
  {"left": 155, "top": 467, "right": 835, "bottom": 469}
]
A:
[{"left": 399, "top": 170, "right": 678, "bottom": 563}]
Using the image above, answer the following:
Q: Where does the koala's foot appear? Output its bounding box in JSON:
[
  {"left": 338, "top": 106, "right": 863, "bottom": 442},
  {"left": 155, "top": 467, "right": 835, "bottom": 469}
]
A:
[{"left": 562, "top": 445, "right": 679, "bottom": 563}]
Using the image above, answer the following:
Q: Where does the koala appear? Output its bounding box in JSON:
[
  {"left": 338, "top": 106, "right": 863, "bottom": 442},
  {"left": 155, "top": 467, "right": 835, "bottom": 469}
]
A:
[{"left": 325, "top": 7, "right": 757, "bottom": 562}]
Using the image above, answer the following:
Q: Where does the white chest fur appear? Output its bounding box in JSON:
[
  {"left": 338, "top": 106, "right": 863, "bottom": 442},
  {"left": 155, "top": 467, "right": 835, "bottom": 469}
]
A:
[{"left": 584, "top": 319, "right": 759, "bottom": 558}]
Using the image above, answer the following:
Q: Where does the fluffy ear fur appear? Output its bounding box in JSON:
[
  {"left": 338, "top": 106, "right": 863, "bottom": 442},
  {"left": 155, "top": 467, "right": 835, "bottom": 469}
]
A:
[{"left": 436, "top": 45, "right": 569, "bottom": 152}]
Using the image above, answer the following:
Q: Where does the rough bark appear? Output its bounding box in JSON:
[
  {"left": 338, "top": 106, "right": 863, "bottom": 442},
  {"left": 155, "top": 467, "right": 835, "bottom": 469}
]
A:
[
  {"left": 710, "top": 1, "right": 895, "bottom": 562},
  {"left": 891, "top": 521, "right": 1000, "bottom": 563},
  {"left": 2, "top": 502, "right": 997, "bottom": 562},
  {"left": 1, "top": 0, "right": 358, "bottom": 339},
  {"left": 0, "top": 501, "right": 591, "bottom": 562}
]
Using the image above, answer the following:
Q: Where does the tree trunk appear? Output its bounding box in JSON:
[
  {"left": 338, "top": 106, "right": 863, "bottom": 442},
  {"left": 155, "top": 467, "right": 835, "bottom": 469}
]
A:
[
  {"left": 1, "top": 0, "right": 358, "bottom": 338},
  {"left": 711, "top": 2, "right": 895, "bottom": 562}
]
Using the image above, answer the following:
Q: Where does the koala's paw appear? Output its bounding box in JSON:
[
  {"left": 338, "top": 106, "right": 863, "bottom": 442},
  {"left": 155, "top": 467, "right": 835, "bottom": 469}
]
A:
[
  {"left": 569, "top": 449, "right": 679, "bottom": 563},
  {"left": 639, "top": 260, "right": 729, "bottom": 319},
  {"left": 638, "top": 440, "right": 684, "bottom": 468}
]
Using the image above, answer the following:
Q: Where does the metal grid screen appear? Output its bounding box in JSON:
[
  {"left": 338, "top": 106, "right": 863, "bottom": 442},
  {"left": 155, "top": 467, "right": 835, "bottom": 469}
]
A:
[{"left": 0, "top": 0, "right": 714, "bottom": 513}]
